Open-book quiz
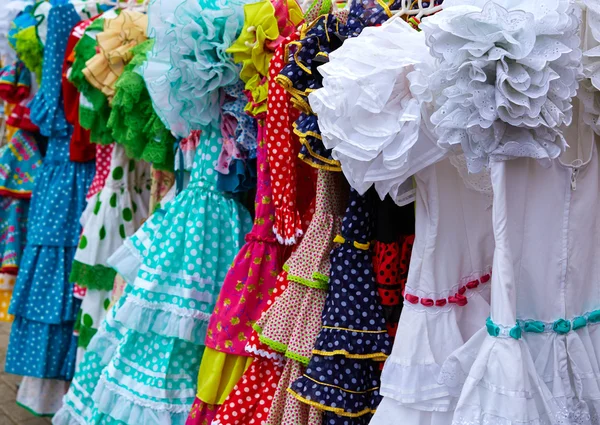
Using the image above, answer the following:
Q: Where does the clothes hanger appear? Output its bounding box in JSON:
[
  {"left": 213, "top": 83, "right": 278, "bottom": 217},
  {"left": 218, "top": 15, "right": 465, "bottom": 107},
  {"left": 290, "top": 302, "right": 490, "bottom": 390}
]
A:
[{"left": 386, "top": 0, "right": 443, "bottom": 23}]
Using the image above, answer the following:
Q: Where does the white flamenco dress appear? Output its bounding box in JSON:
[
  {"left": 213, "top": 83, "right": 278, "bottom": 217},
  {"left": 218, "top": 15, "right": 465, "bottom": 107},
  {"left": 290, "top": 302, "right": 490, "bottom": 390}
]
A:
[
  {"left": 309, "top": 14, "right": 495, "bottom": 425},
  {"left": 309, "top": 0, "right": 600, "bottom": 423}
]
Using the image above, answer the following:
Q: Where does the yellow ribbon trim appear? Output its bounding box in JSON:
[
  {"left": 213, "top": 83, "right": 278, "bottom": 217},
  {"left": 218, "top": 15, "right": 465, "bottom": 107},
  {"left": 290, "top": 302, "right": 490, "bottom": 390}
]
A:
[
  {"left": 312, "top": 349, "right": 388, "bottom": 361},
  {"left": 287, "top": 388, "right": 378, "bottom": 418},
  {"left": 333, "top": 235, "right": 371, "bottom": 250},
  {"left": 300, "top": 374, "right": 380, "bottom": 394},
  {"left": 322, "top": 325, "right": 387, "bottom": 334}
]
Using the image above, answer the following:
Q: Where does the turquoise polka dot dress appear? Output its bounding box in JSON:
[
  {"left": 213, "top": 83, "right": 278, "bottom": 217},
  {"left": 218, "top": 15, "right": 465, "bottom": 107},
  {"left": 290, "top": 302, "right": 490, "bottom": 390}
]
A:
[
  {"left": 6, "top": 0, "right": 95, "bottom": 381},
  {"left": 55, "top": 127, "right": 252, "bottom": 425}
]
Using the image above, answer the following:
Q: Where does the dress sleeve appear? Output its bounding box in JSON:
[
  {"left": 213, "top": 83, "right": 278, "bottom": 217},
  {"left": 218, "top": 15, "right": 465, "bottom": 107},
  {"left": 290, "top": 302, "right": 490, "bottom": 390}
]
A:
[
  {"left": 266, "top": 36, "right": 305, "bottom": 245},
  {"left": 308, "top": 18, "right": 445, "bottom": 204}
]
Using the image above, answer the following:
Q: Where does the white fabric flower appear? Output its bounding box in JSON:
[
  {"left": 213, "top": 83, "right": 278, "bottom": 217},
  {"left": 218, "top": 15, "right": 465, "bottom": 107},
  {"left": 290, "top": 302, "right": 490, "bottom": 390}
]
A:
[
  {"left": 309, "top": 18, "right": 440, "bottom": 203},
  {"left": 421, "top": 0, "right": 582, "bottom": 172}
]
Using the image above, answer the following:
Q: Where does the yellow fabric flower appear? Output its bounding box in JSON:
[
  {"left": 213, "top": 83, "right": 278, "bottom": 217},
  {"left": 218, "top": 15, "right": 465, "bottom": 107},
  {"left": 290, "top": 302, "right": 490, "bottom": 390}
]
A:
[{"left": 83, "top": 10, "right": 148, "bottom": 100}]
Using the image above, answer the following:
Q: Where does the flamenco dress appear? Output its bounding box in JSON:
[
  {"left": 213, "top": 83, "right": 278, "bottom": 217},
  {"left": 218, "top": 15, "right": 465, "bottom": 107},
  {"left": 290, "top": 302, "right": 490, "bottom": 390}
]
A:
[
  {"left": 372, "top": 196, "right": 415, "bottom": 338},
  {"left": 309, "top": 9, "right": 576, "bottom": 425},
  {"left": 108, "top": 39, "right": 175, "bottom": 172},
  {"left": 6, "top": 0, "right": 96, "bottom": 416},
  {"left": 265, "top": 33, "right": 317, "bottom": 246},
  {"left": 289, "top": 189, "right": 392, "bottom": 425},
  {"left": 186, "top": 124, "right": 278, "bottom": 425},
  {"left": 252, "top": 169, "right": 347, "bottom": 425},
  {"left": 70, "top": 12, "right": 152, "bottom": 359},
  {"left": 398, "top": 2, "right": 600, "bottom": 424}
]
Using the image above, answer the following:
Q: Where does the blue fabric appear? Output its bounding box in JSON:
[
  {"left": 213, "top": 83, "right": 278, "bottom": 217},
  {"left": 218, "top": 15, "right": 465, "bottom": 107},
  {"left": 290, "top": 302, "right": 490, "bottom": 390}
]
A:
[
  {"left": 28, "top": 3, "right": 79, "bottom": 138},
  {"left": 6, "top": 3, "right": 93, "bottom": 382},
  {"left": 289, "top": 190, "right": 391, "bottom": 417}
]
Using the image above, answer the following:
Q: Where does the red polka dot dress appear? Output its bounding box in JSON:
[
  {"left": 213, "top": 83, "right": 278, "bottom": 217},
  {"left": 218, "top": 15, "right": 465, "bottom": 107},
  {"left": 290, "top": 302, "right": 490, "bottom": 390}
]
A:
[{"left": 266, "top": 34, "right": 317, "bottom": 246}]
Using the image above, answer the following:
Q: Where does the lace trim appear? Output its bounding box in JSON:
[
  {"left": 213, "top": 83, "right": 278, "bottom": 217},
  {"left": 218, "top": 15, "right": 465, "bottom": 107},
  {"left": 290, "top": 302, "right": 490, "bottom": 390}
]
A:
[
  {"left": 123, "top": 293, "right": 212, "bottom": 320},
  {"left": 69, "top": 260, "right": 116, "bottom": 290},
  {"left": 244, "top": 343, "right": 285, "bottom": 363},
  {"left": 312, "top": 349, "right": 388, "bottom": 361},
  {"left": 282, "top": 263, "right": 329, "bottom": 290},
  {"left": 95, "top": 375, "right": 193, "bottom": 413}
]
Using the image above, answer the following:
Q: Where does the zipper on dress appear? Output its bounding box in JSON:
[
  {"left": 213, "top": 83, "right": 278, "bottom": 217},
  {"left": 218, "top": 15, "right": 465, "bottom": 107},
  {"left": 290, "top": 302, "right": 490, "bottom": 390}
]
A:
[{"left": 571, "top": 167, "right": 580, "bottom": 191}]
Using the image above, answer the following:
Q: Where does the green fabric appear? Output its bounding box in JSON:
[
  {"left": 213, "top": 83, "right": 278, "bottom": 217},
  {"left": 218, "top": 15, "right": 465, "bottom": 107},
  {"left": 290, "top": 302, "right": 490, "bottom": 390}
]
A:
[
  {"left": 77, "top": 322, "right": 98, "bottom": 349},
  {"left": 69, "top": 259, "right": 117, "bottom": 291},
  {"left": 282, "top": 263, "right": 329, "bottom": 290},
  {"left": 69, "top": 18, "right": 113, "bottom": 145},
  {"left": 108, "top": 39, "right": 175, "bottom": 171},
  {"left": 14, "top": 26, "right": 43, "bottom": 84}
]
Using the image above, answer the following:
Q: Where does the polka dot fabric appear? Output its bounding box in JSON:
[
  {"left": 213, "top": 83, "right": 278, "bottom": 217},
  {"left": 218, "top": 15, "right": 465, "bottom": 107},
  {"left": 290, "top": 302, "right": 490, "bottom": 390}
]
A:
[
  {"left": 265, "top": 359, "right": 321, "bottom": 425},
  {"left": 266, "top": 35, "right": 305, "bottom": 245},
  {"left": 255, "top": 170, "right": 346, "bottom": 363},
  {"left": 86, "top": 143, "right": 113, "bottom": 199},
  {"left": 55, "top": 125, "right": 253, "bottom": 425},
  {"left": 288, "top": 190, "right": 392, "bottom": 418},
  {"left": 373, "top": 241, "right": 402, "bottom": 338},
  {"left": 204, "top": 134, "right": 282, "bottom": 355},
  {"left": 211, "top": 358, "right": 283, "bottom": 425},
  {"left": 6, "top": 2, "right": 96, "bottom": 383}
]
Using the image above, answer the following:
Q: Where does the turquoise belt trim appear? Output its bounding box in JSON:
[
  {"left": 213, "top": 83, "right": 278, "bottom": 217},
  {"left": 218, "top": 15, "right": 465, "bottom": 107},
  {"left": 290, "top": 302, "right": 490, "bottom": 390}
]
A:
[{"left": 486, "top": 309, "right": 600, "bottom": 340}]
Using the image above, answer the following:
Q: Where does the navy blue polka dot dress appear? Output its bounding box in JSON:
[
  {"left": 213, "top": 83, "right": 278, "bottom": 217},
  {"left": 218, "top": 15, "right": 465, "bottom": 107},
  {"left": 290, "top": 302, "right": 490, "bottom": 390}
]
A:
[
  {"left": 288, "top": 189, "right": 391, "bottom": 424},
  {"left": 6, "top": 0, "right": 95, "bottom": 381}
]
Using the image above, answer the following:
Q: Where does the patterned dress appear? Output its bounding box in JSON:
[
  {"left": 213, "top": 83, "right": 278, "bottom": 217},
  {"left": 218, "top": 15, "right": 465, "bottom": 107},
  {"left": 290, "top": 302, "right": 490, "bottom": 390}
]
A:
[
  {"left": 289, "top": 190, "right": 392, "bottom": 424},
  {"left": 54, "top": 126, "right": 253, "bottom": 425}
]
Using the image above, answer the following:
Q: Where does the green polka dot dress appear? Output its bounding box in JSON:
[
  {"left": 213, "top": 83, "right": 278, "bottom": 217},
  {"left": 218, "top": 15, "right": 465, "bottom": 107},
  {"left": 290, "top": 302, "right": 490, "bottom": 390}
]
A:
[
  {"left": 71, "top": 144, "right": 152, "bottom": 360},
  {"left": 54, "top": 126, "right": 252, "bottom": 425}
]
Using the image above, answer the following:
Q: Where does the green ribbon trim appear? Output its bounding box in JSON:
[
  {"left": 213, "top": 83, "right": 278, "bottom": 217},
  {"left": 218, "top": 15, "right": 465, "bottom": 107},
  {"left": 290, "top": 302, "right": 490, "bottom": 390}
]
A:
[
  {"left": 69, "top": 260, "right": 117, "bottom": 291},
  {"left": 286, "top": 350, "right": 311, "bottom": 366},
  {"left": 283, "top": 263, "right": 329, "bottom": 290}
]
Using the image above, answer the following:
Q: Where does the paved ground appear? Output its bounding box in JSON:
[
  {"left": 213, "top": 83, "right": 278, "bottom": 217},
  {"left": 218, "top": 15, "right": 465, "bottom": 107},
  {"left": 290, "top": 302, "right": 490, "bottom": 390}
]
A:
[{"left": 0, "top": 321, "right": 52, "bottom": 425}]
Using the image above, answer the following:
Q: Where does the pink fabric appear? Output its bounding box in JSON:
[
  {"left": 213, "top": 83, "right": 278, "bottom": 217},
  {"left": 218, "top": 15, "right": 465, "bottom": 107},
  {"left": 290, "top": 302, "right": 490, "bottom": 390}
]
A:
[
  {"left": 86, "top": 144, "right": 113, "bottom": 199},
  {"left": 185, "top": 399, "right": 218, "bottom": 425},
  {"left": 204, "top": 126, "right": 283, "bottom": 355}
]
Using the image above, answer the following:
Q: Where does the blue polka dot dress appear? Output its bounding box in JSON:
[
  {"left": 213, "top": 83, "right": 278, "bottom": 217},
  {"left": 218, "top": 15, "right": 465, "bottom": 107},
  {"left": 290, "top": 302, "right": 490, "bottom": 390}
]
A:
[
  {"left": 5, "top": 0, "right": 95, "bottom": 381},
  {"left": 288, "top": 189, "right": 392, "bottom": 423}
]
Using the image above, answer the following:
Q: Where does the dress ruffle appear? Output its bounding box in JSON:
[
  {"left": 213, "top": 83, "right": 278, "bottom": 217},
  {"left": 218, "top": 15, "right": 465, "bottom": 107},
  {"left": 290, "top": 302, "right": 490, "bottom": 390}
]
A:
[
  {"left": 8, "top": 245, "right": 80, "bottom": 323},
  {"left": 289, "top": 355, "right": 382, "bottom": 417},
  {"left": 141, "top": 0, "right": 247, "bottom": 136},
  {"left": 379, "top": 285, "right": 490, "bottom": 409},
  {"left": 308, "top": 18, "right": 438, "bottom": 202},
  {"left": 26, "top": 148, "right": 96, "bottom": 246},
  {"left": 13, "top": 25, "right": 43, "bottom": 84},
  {"left": 434, "top": 325, "right": 600, "bottom": 425},
  {"left": 266, "top": 359, "right": 322, "bottom": 425},
  {"left": 255, "top": 280, "right": 327, "bottom": 363},
  {"left": 421, "top": 0, "right": 581, "bottom": 173},
  {"left": 53, "top": 309, "right": 127, "bottom": 425},
  {"left": 6, "top": 315, "right": 79, "bottom": 379},
  {"left": 113, "top": 186, "right": 251, "bottom": 344},
  {"left": 0, "top": 60, "right": 31, "bottom": 104},
  {"left": 92, "top": 329, "right": 203, "bottom": 425}
]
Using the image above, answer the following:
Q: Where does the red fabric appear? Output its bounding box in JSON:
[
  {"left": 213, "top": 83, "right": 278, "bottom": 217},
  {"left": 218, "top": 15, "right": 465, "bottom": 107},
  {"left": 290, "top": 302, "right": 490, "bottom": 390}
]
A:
[
  {"left": 266, "top": 33, "right": 319, "bottom": 246},
  {"left": 63, "top": 19, "right": 95, "bottom": 163}
]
